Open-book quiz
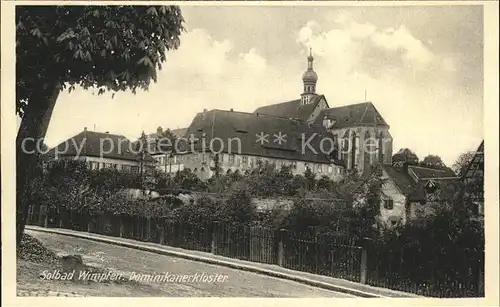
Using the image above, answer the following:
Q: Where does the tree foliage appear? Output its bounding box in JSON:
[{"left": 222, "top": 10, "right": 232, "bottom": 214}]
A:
[
  {"left": 452, "top": 151, "right": 475, "bottom": 177},
  {"left": 33, "top": 160, "right": 182, "bottom": 217},
  {"left": 169, "top": 189, "right": 257, "bottom": 225},
  {"left": 392, "top": 148, "right": 419, "bottom": 165},
  {"left": 172, "top": 169, "right": 207, "bottom": 191},
  {"left": 16, "top": 5, "right": 184, "bottom": 115},
  {"left": 420, "top": 154, "right": 447, "bottom": 169},
  {"left": 372, "top": 209, "right": 484, "bottom": 297},
  {"left": 152, "top": 127, "right": 178, "bottom": 156},
  {"left": 16, "top": 5, "right": 185, "bottom": 243},
  {"left": 349, "top": 175, "right": 386, "bottom": 238}
]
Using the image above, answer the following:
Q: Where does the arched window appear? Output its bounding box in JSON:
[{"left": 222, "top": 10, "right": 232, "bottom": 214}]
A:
[
  {"left": 378, "top": 132, "right": 384, "bottom": 163},
  {"left": 351, "top": 131, "right": 357, "bottom": 169},
  {"left": 364, "top": 131, "right": 372, "bottom": 166},
  {"left": 341, "top": 130, "right": 350, "bottom": 165}
]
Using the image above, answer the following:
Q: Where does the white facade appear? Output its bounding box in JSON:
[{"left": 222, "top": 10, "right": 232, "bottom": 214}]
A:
[
  {"left": 156, "top": 152, "right": 344, "bottom": 181},
  {"left": 378, "top": 168, "right": 408, "bottom": 227},
  {"left": 53, "top": 155, "right": 142, "bottom": 173}
]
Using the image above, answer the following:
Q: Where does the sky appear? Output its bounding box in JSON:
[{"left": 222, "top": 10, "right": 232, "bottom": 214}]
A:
[{"left": 36, "top": 5, "right": 483, "bottom": 166}]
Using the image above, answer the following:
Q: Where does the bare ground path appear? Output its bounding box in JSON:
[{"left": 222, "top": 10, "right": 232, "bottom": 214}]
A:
[{"left": 17, "top": 230, "right": 356, "bottom": 297}]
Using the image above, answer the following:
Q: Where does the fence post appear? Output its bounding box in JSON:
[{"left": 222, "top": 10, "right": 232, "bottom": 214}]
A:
[
  {"left": 360, "top": 237, "right": 370, "bottom": 284},
  {"left": 87, "top": 214, "right": 92, "bottom": 233},
  {"left": 44, "top": 212, "right": 49, "bottom": 228},
  {"left": 211, "top": 222, "right": 218, "bottom": 254},
  {"left": 119, "top": 216, "right": 125, "bottom": 238},
  {"left": 278, "top": 229, "right": 286, "bottom": 267},
  {"left": 146, "top": 217, "right": 151, "bottom": 241},
  {"left": 43, "top": 205, "right": 50, "bottom": 228},
  {"left": 58, "top": 208, "right": 64, "bottom": 228},
  {"left": 27, "top": 205, "right": 32, "bottom": 225},
  {"left": 159, "top": 221, "right": 165, "bottom": 245},
  {"left": 38, "top": 205, "right": 45, "bottom": 226}
]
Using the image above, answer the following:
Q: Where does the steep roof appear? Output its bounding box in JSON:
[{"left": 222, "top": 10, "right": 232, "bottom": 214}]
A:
[
  {"left": 408, "top": 165, "right": 457, "bottom": 179},
  {"left": 462, "top": 140, "right": 484, "bottom": 181},
  {"left": 253, "top": 95, "right": 325, "bottom": 121},
  {"left": 382, "top": 165, "right": 425, "bottom": 200},
  {"left": 314, "top": 101, "right": 389, "bottom": 129},
  {"left": 384, "top": 164, "right": 459, "bottom": 201},
  {"left": 45, "top": 130, "right": 155, "bottom": 162},
  {"left": 179, "top": 109, "right": 338, "bottom": 164},
  {"left": 382, "top": 165, "right": 418, "bottom": 196}
]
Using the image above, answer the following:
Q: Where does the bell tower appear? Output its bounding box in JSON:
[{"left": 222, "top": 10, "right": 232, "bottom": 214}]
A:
[{"left": 301, "top": 47, "right": 318, "bottom": 105}]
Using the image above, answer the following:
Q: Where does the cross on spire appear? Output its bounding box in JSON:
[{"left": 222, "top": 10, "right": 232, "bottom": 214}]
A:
[{"left": 301, "top": 45, "right": 318, "bottom": 104}]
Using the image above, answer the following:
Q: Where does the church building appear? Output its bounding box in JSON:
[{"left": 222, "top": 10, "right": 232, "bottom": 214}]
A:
[
  {"left": 156, "top": 49, "right": 393, "bottom": 180},
  {"left": 254, "top": 48, "right": 393, "bottom": 174}
]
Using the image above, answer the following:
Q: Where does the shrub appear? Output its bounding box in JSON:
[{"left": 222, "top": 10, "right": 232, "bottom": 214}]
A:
[{"left": 220, "top": 189, "right": 257, "bottom": 224}]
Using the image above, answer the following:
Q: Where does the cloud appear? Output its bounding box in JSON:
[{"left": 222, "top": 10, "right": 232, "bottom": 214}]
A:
[
  {"left": 370, "top": 25, "right": 435, "bottom": 67},
  {"left": 167, "top": 28, "right": 233, "bottom": 76},
  {"left": 46, "top": 28, "right": 293, "bottom": 147},
  {"left": 298, "top": 16, "right": 438, "bottom": 74},
  {"left": 44, "top": 12, "right": 482, "bottom": 167},
  {"left": 239, "top": 48, "right": 268, "bottom": 73},
  {"left": 294, "top": 17, "right": 482, "bottom": 165}
]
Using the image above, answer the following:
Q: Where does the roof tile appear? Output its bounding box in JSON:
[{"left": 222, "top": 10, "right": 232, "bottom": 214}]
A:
[
  {"left": 254, "top": 95, "right": 323, "bottom": 121},
  {"left": 314, "top": 102, "right": 389, "bottom": 128},
  {"left": 179, "top": 109, "right": 338, "bottom": 164},
  {"left": 45, "top": 131, "right": 155, "bottom": 162}
]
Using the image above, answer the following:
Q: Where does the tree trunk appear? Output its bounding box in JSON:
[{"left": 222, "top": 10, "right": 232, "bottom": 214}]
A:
[{"left": 16, "top": 83, "right": 61, "bottom": 245}]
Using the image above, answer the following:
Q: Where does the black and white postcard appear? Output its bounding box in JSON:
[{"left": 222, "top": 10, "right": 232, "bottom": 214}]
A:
[{"left": 1, "top": 2, "right": 498, "bottom": 306}]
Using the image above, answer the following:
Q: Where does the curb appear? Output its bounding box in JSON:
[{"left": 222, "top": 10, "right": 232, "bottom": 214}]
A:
[{"left": 27, "top": 226, "right": 389, "bottom": 298}]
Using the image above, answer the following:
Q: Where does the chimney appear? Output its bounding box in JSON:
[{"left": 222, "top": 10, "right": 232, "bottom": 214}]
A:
[
  {"left": 203, "top": 108, "right": 207, "bottom": 113},
  {"left": 230, "top": 108, "right": 234, "bottom": 112},
  {"left": 322, "top": 116, "right": 331, "bottom": 128},
  {"left": 84, "top": 127, "right": 87, "bottom": 131}
]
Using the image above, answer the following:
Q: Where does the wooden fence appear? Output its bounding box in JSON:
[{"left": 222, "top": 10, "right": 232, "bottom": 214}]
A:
[
  {"left": 27, "top": 204, "right": 484, "bottom": 297},
  {"left": 27, "top": 205, "right": 364, "bottom": 283}
]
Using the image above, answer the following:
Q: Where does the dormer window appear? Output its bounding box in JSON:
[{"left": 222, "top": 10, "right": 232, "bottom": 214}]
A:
[{"left": 302, "top": 96, "right": 310, "bottom": 105}]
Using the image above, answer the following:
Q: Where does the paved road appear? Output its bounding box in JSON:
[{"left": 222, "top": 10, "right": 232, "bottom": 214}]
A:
[{"left": 22, "top": 230, "right": 356, "bottom": 297}]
